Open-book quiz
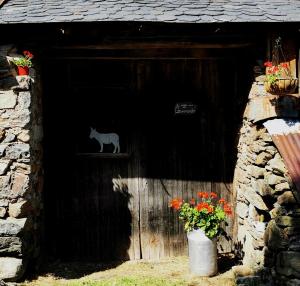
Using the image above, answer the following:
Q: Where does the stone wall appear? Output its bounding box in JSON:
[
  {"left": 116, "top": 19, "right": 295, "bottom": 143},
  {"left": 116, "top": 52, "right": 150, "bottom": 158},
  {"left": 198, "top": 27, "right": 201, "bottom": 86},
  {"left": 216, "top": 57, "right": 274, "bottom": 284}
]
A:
[
  {"left": 234, "top": 80, "right": 300, "bottom": 286},
  {"left": 0, "top": 45, "right": 43, "bottom": 282}
]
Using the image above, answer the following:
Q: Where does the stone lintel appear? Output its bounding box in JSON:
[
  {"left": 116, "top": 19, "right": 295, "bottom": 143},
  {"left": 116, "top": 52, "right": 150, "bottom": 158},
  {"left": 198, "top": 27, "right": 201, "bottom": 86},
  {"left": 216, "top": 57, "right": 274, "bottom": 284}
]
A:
[{"left": 245, "top": 95, "right": 300, "bottom": 123}]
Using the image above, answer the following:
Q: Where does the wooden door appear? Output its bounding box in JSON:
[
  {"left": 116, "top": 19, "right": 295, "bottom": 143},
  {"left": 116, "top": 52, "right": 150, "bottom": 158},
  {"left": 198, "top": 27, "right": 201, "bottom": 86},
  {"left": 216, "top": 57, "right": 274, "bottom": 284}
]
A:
[
  {"left": 43, "top": 53, "right": 251, "bottom": 261},
  {"left": 136, "top": 59, "right": 249, "bottom": 258}
]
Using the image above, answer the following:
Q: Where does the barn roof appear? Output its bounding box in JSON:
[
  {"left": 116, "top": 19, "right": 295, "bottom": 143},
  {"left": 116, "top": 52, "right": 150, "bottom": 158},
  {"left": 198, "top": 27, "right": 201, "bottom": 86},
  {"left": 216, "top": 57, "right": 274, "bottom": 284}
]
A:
[{"left": 0, "top": 0, "right": 299, "bottom": 24}]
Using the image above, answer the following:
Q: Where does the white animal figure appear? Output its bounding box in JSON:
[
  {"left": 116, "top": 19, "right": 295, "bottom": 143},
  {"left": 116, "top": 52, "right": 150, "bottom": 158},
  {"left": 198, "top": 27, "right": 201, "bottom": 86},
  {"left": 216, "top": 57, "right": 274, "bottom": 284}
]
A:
[{"left": 89, "top": 128, "right": 120, "bottom": 153}]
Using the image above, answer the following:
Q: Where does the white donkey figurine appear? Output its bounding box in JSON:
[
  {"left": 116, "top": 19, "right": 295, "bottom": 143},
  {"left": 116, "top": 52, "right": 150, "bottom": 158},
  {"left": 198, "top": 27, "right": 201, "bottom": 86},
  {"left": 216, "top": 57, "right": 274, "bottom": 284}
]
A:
[{"left": 89, "top": 127, "right": 120, "bottom": 153}]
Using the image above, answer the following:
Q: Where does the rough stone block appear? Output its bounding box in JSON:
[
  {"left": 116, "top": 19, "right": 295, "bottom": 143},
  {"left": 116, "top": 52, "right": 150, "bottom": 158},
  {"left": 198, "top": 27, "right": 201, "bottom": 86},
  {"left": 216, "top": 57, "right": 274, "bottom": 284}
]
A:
[
  {"left": 0, "top": 237, "right": 22, "bottom": 256},
  {"left": 250, "top": 142, "right": 266, "bottom": 154},
  {"left": 270, "top": 206, "right": 287, "bottom": 219},
  {"left": 0, "top": 129, "right": 4, "bottom": 142},
  {"left": 0, "top": 91, "right": 16, "bottom": 110},
  {"left": 252, "top": 236, "right": 264, "bottom": 250},
  {"left": 12, "top": 110, "right": 31, "bottom": 128},
  {"left": 232, "top": 265, "right": 254, "bottom": 277},
  {"left": 265, "top": 146, "right": 277, "bottom": 156},
  {"left": 0, "top": 46, "right": 13, "bottom": 69},
  {"left": 276, "top": 251, "right": 300, "bottom": 278},
  {"left": 236, "top": 276, "right": 261, "bottom": 285},
  {"left": 13, "top": 77, "right": 30, "bottom": 91},
  {"left": 290, "top": 239, "right": 300, "bottom": 251},
  {"left": 248, "top": 204, "right": 260, "bottom": 221},
  {"left": 0, "top": 145, "right": 7, "bottom": 157},
  {"left": 246, "top": 153, "right": 256, "bottom": 164},
  {"left": 16, "top": 131, "right": 29, "bottom": 143},
  {"left": 235, "top": 166, "right": 250, "bottom": 184},
  {"left": 255, "top": 152, "right": 273, "bottom": 167},
  {"left": 253, "top": 179, "right": 270, "bottom": 196},
  {"left": 283, "top": 227, "right": 300, "bottom": 236},
  {"left": 2, "top": 133, "right": 15, "bottom": 143},
  {"left": 11, "top": 173, "right": 29, "bottom": 198},
  {"left": 275, "top": 216, "right": 300, "bottom": 227},
  {"left": 0, "top": 208, "right": 6, "bottom": 218},
  {"left": 274, "top": 182, "right": 290, "bottom": 193},
  {"left": 277, "top": 191, "right": 297, "bottom": 205},
  {"left": 265, "top": 173, "right": 285, "bottom": 186},
  {"left": 251, "top": 166, "right": 265, "bottom": 178},
  {"left": 8, "top": 201, "right": 31, "bottom": 218},
  {"left": 248, "top": 223, "right": 266, "bottom": 243},
  {"left": 10, "top": 163, "right": 30, "bottom": 175},
  {"left": 0, "top": 257, "right": 24, "bottom": 281},
  {"left": 17, "top": 92, "right": 30, "bottom": 110},
  {"left": 5, "top": 144, "right": 29, "bottom": 160},
  {"left": 0, "top": 78, "right": 18, "bottom": 91},
  {"left": 263, "top": 246, "right": 275, "bottom": 267},
  {"left": 264, "top": 220, "right": 288, "bottom": 250},
  {"left": 286, "top": 279, "right": 300, "bottom": 286},
  {"left": 236, "top": 202, "right": 249, "bottom": 219},
  {"left": 237, "top": 190, "right": 247, "bottom": 203},
  {"left": 267, "top": 154, "right": 286, "bottom": 175},
  {"left": 0, "top": 160, "right": 11, "bottom": 175},
  {"left": 0, "top": 218, "right": 26, "bottom": 236},
  {"left": 244, "top": 187, "right": 268, "bottom": 210},
  {"left": 0, "top": 176, "right": 11, "bottom": 200},
  {"left": 247, "top": 95, "right": 300, "bottom": 123},
  {"left": 260, "top": 132, "right": 273, "bottom": 143},
  {"left": 0, "top": 200, "right": 8, "bottom": 207}
]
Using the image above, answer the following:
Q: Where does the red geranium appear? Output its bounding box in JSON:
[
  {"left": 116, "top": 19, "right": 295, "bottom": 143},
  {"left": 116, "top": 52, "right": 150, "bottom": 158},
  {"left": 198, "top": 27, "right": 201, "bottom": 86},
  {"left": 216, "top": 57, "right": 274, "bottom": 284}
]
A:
[
  {"left": 11, "top": 50, "right": 34, "bottom": 68},
  {"left": 264, "top": 61, "right": 291, "bottom": 85},
  {"left": 169, "top": 192, "right": 232, "bottom": 238}
]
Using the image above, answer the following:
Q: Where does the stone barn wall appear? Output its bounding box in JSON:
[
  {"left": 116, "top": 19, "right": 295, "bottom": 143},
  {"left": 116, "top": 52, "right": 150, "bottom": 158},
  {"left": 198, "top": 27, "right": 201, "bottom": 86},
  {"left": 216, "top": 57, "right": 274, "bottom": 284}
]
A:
[
  {"left": 0, "top": 45, "right": 43, "bottom": 281},
  {"left": 234, "top": 79, "right": 300, "bottom": 286}
]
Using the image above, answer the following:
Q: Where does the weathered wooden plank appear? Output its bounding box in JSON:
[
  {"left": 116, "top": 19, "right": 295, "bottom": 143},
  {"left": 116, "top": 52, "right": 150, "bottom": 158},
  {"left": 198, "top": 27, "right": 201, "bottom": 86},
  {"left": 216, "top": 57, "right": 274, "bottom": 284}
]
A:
[{"left": 127, "top": 132, "right": 141, "bottom": 260}]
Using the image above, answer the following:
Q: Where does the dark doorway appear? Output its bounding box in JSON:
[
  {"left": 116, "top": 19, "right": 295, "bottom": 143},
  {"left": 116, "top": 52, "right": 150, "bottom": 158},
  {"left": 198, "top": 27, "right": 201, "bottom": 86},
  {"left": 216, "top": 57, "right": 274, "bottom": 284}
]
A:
[{"left": 42, "top": 45, "right": 253, "bottom": 261}]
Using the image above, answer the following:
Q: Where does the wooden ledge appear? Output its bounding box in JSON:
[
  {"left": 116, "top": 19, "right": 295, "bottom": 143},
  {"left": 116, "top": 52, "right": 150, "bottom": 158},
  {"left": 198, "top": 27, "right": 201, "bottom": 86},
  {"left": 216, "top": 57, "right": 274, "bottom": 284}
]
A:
[{"left": 76, "top": 153, "right": 131, "bottom": 159}]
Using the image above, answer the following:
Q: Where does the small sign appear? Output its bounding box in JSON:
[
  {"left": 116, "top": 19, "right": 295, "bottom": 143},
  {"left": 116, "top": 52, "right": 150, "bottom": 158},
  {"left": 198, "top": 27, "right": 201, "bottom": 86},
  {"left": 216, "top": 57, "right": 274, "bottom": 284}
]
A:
[{"left": 174, "top": 102, "right": 197, "bottom": 115}]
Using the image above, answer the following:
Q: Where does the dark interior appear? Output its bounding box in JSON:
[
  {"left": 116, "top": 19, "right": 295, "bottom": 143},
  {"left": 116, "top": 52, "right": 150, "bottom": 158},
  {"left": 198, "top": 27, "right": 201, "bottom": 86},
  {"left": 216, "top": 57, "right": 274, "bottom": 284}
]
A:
[{"left": 42, "top": 38, "right": 255, "bottom": 261}]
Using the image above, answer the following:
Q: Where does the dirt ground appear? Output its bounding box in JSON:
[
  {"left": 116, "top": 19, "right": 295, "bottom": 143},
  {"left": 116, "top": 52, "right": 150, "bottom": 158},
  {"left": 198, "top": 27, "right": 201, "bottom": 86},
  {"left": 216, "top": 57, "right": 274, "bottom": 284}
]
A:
[{"left": 20, "top": 256, "right": 236, "bottom": 286}]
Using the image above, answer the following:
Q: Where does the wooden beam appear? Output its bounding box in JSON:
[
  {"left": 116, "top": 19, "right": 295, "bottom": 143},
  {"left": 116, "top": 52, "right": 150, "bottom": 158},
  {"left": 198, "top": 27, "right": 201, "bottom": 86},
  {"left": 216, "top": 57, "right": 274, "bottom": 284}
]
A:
[
  {"left": 44, "top": 56, "right": 241, "bottom": 61},
  {"left": 43, "top": 45, "right": 250, "bottom": 60},
  {"left": 52, "top": 42, "right": 254, "bottom": 50}
]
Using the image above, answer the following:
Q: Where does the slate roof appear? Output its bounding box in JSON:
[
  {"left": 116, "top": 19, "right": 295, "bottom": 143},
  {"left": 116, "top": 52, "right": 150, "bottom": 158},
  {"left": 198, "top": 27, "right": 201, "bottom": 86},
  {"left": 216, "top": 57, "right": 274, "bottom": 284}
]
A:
[{"left": 0, "top": 0, "right": 299, "bottom": 24}]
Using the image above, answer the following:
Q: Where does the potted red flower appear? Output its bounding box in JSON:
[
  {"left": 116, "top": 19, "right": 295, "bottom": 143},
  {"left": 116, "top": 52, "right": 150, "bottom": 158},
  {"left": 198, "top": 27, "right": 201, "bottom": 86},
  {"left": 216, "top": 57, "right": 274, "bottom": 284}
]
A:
[
  {"left": 264, "top": 61, "right": 298, "bottom": 95},
  {"left": 11, "top": 50, "right": 34, "bottom": 76},
  {"left": 264, "top": 37, "right": 298, "bottom": 95},
  {"left": 170, "top": 192, "right": 232, "bottom": 276}
]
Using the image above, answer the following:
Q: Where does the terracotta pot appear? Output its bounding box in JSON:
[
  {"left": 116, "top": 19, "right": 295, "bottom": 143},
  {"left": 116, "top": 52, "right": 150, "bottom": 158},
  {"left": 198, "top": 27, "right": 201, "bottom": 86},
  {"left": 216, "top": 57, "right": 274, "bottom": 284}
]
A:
[
  {"left": 264, "top": 78, "right": 298, "bottom": 95},
  {"left": 17, "top": 66, "right": 29, "bottom": 76}
]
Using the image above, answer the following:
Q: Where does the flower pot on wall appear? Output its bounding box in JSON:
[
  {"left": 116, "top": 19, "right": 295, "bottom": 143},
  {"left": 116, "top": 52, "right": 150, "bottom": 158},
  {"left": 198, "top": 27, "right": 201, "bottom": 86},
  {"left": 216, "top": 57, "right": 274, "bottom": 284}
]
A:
[
  {"left": 17, "top": 66, "right": 29, "bottom": 76},
  {"left": 265, "top": 78, "right": 298, "bottom": 95},
  {"left": 187, "top": 229, "right": 218, "bottom": 276}
]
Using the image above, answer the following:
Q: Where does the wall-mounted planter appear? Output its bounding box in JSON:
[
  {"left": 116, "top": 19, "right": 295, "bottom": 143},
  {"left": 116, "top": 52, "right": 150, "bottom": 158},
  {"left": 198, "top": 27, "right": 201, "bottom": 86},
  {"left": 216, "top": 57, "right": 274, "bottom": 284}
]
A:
[
  {"left": 16, "top": 66, "right": 29, "bottom": 76},
  {"left": 264, "top": 78, "right": 298, "bottom": 95}
]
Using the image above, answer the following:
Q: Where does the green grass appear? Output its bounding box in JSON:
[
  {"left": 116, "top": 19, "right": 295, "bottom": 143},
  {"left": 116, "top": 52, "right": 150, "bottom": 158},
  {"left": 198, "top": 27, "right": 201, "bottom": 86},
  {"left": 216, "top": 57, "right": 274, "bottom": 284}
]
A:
[
  {"left": 21, "top": 276, "right": 186, "bottom": 286},
  {"left": 20, "top": 256, "right": 235, "bottom": 286},
  {"left": 49, "top": 277, "right": 185, "bottom": 286}
]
